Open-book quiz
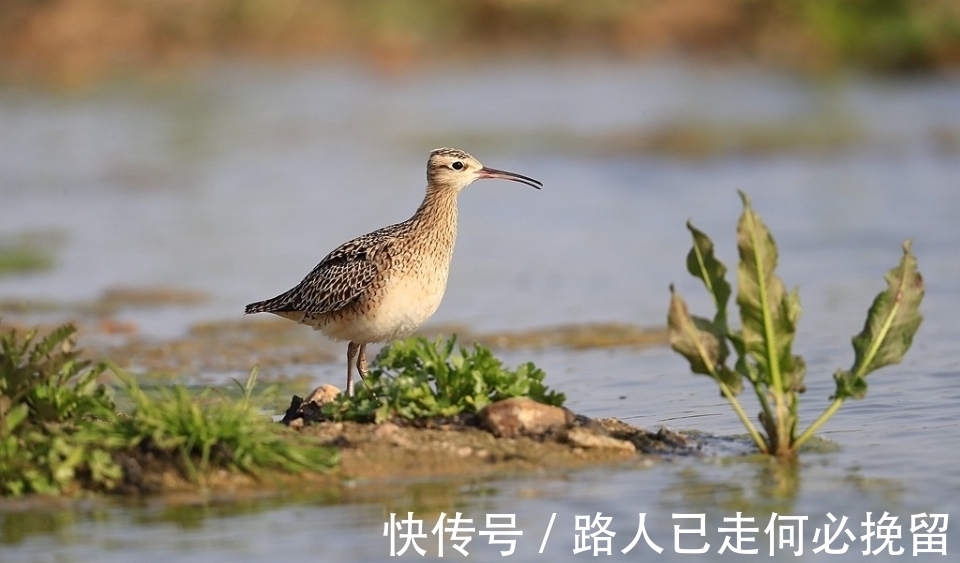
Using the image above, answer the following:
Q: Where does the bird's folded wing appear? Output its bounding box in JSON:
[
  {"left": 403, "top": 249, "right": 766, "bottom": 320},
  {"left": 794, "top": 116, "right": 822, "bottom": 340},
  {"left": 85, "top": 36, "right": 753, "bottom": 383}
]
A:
[{"left": 289, "top": 237, "right": 390, "bottom": 315}]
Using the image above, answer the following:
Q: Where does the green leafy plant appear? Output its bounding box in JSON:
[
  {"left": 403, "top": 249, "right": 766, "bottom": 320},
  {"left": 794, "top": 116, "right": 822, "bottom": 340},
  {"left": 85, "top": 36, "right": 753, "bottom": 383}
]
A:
[
  {"left": 323, "top": 336, "right": 565, "bottom": 423},
  {"left": 0, "top": 322, "right": 121, "bottom": 495},
  {"left": 668, "top": 192, "right": 924, "bottom": 456}
]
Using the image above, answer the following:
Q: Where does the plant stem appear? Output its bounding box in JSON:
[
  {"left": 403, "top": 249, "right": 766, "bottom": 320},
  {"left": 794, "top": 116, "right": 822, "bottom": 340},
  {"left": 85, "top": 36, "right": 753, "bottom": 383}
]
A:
[
  {"left": 678, "top": 316, "right": 767, "bottom": 452},
  {"left": 793, "top": 397, "right": 844, "bottom": 450},
  {"left": 745, "top": 210, "right": 789, "bottom": 451},
  {"left": 750, "top": 381, "right": 774, "bottom": 433},
  {"left": 719, "top": 381, "right": 768, "bottom": 453}
]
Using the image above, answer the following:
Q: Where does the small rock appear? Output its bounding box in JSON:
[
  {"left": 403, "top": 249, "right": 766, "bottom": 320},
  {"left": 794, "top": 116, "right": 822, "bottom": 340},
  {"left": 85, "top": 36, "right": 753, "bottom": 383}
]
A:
[
  {"left": 287, "top": 417, "right": 304, "bottom": 431},
  {"left": 305, "top": 384, "right": 341, "bottom": 407},
  {"left": 456, "top": 446, "right": 473, "bottom": 457},
  {"left": 478, "top": 397, "right": 573, "bottom": 438},
  {"left": 564, "top": 427, "right": 636, "bottom": 453},
  {"left": 373, "top": 422, "right": 400, "bottom": 438}
]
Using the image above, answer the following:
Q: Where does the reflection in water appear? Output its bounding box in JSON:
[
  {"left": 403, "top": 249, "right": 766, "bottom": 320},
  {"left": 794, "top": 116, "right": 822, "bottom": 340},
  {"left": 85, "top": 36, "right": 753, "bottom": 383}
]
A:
[
  {"left": 1, "top": 505, "right": 88, "bottom": 545},
  {"left": 662, "top": 456, "right": 803, "bottom": 517}
]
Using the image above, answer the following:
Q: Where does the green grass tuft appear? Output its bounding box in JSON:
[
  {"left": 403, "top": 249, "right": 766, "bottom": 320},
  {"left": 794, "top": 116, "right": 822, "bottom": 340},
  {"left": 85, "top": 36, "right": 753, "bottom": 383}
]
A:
[{"left": 100, "top": 367, "right": 337, "bottom": 480}]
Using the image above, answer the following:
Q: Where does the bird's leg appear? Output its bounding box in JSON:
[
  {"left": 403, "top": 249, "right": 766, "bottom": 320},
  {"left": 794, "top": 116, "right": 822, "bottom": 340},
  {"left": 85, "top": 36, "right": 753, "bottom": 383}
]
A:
[
  {"left": 354, "top": 343, "right": 377, "bottom": 398},
  {"left": 356, "top": 343, "right": 369, "bottom": 381},
  {"left": 346, "top": 342, "right": 360, "bottom": 397}
]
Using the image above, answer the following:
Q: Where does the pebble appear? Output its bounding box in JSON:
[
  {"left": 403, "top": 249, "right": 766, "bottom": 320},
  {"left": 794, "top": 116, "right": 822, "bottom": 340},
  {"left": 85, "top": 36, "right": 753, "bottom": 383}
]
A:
[
  {"left": 478, "top": 397, "right": 573, "bottom": 438},
  {"left": 305, "top": 384, "right": 342, "bottom": 407}
]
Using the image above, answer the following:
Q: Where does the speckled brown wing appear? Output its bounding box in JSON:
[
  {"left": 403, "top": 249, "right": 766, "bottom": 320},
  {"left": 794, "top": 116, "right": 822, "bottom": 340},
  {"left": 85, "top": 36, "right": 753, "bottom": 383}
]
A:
[{"left": 245, "top": 227, "right": 401, "bottom": 316}]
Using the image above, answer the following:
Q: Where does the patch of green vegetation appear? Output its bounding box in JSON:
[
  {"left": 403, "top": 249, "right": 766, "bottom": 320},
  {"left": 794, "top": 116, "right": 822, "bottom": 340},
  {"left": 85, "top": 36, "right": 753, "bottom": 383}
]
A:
[
  {"left": 0, "top": 323, "right": 118, "bottom": 495},
  {"left": 668, "top": 191, "right": 923, "bottom": 456},
  {"left": 323, "top": 337, "right": 565, "bottom": 423},
  {"left": 0, "top": 321, "right": 337, "bottom": 497},
  {"left": 800, "top": 0, "right": 960, "bottom": 71},
  {"left": 96, "top": 367, "right": 337, "bottom": 480}
]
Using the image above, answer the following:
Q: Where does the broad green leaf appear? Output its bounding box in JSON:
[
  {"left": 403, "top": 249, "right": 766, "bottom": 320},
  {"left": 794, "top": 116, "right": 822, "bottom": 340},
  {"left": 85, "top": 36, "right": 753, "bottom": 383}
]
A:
[
  {"left": 734, "top": 191, "right": 803, "bottom": 393},
  {"left": 685, "top": 221, "right": 732, "bottom": 328},
  {"left": 834, "top": 240, "right": 924, "bottom": 400},
  {"left": 786, "top": 354, "right": 807, "bottom": 394},
  {"left": 668, "top": 286, "right": 741, "bottom": 393}
]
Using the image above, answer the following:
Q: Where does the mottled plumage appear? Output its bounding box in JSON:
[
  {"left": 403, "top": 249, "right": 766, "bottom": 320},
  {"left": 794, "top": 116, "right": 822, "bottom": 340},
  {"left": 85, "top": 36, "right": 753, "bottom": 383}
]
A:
[{"left": 245, "top": 147, "right": 542, "bottom": 395}]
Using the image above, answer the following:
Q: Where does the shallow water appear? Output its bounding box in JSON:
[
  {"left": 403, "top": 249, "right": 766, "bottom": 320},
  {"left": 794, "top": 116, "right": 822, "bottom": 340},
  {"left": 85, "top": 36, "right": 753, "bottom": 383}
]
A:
[{"left": 1, "top": 61, "right": 959, "bottom": 561}]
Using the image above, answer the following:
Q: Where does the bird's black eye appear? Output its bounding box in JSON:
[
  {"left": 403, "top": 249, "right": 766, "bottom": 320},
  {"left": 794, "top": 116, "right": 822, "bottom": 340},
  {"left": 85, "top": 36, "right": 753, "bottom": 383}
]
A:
[{"left": 451, "top": 161, "right": 464, "bottom": 171}]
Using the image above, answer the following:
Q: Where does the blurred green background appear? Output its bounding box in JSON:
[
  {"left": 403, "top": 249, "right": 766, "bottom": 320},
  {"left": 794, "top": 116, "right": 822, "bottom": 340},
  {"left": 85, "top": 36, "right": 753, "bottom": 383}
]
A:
[{"left": 2, "top": 0, "right": 959, "bottom": 87}]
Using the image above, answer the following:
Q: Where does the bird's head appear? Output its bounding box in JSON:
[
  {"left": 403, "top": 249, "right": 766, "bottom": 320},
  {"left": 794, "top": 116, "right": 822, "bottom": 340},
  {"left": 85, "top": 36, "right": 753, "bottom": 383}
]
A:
[{"left": 426, "top": 147, "right": 542, "bottom": 193}]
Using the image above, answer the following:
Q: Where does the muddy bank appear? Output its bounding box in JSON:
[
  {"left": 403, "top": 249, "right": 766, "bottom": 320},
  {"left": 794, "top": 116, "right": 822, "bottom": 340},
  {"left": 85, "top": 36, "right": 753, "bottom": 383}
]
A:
[
  {"left": 77, "top": 411, "right": 697, "bottom": 498},
  {"left": 315, "top": 417, "right": 692, "bottom": 484},
  {"left": 272, "top": 389, "right": 695, "bottom": 488},
  {"left": 106, "top": 400, "right": 695, "bottom": 496}
]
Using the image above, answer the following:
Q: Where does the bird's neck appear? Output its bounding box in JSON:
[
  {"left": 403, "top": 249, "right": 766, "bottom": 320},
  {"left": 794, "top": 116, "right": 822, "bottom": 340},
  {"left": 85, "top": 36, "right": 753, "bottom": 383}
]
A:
[{"left": 409, "top": 186, "right": 459, "bottom": 244}]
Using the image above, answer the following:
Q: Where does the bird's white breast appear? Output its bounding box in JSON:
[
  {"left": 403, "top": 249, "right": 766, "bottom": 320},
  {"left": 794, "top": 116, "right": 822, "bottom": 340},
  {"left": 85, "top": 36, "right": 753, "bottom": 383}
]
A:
[
  {"left": 319, "top": 251, "right": 452, "bottom": 343},
  {"left": 368, "top": 267, "right": 449, "bottom": 341}
]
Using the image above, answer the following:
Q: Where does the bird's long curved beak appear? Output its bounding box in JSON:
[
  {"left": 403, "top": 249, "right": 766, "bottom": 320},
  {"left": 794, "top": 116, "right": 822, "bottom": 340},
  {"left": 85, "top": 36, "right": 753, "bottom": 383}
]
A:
[{"left": 478, "top": 167, "right": 543, "bottom": 190}]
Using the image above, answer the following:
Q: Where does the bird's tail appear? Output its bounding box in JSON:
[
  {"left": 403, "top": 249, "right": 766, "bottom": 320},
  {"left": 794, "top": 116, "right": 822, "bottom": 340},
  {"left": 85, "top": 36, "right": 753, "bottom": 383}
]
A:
[{"left": 245, "top": 292, "right": 292, "bottom": 314}]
